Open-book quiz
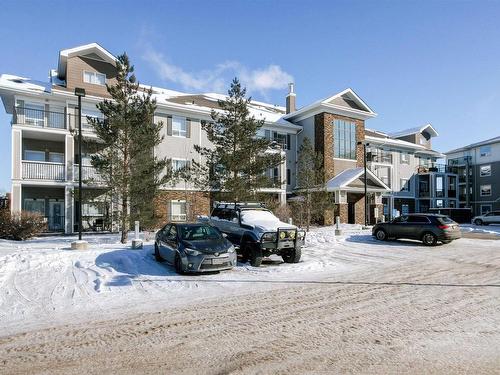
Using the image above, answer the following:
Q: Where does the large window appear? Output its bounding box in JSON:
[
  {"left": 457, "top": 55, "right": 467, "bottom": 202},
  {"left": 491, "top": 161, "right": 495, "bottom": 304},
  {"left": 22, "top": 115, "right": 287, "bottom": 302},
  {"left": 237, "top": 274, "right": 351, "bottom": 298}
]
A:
[
  {"left": 400, "top": 178, "right": 410, "bottom": 192},
  {"left": 170, "top": 200, "right": 187, "bottom": 221},
  {"left": 172, "top": 116, "right": 187, "bottom": 137},
  {"left": 480, "top": 184, "right": 491, "bottom": 196},
  {"left": 436, "top": 176, "right": 444, "bottom": 197},
  {"left": 400, "top": 152, "right": 410, "bottom": 164},
  {"left": 24, "top": 102, "right": 45, "bottom": 126},
  {"left": 24, "top": 150, "right": 45, "bottom": 162},
  {"left": 23, "top": 199, "right": 45, "bottom": 215},
  {"left": 83, "top": 71, "right": 106, "bottom": 85},
  {"left": 333, "top": 119, "right": 356, "bottom": 159},
  {"left": 479, "top": 146, "right": 491, "bottom": 157},
  {"left": 172, "top": 159, "right": 189, "bottom": 172},
  {"left": 480, "top": 165, "right": 491, "bottom": 177},
  {"left": 480, "top": 205, "right": 492, "bottom": 215}
]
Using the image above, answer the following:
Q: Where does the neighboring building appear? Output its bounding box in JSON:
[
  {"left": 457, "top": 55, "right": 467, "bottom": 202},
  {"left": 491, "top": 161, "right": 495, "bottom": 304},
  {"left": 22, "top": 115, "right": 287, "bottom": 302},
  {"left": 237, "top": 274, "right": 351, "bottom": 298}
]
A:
[
  {"left": 445, "top": 136, "right": 500, "bottom": 216},
  {"left": 0, "top": 43, "right": 454, "bottom": 232},
  {"left": 365, "top": 124, "right": 459, "bottom": 220}
]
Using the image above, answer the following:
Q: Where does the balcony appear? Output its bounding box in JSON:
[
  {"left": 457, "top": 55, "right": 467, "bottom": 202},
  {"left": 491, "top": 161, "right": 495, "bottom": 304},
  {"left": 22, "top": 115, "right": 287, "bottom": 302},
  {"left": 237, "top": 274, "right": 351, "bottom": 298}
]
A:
[
  {"left": 13, "top": 106, "right": 66, "bottom": 130},
  {"left": 22, "top": 161, "right": 65, "bottom": 181},
  {"left": 74, "top": 164, "right": 105, "bottom": 184},
  {"left": 417, "top": 164, "right": 458, "bottom": 174},
  {"left": 367, "top": 151, "right": 392, "bottom": 164}
]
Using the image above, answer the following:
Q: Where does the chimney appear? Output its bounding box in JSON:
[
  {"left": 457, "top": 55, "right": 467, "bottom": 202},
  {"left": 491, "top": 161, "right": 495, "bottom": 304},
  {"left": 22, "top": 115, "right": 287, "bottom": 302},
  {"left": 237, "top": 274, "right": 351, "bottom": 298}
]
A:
[{"left": 286, "top": 82, "right": 296, "bottom": 114}]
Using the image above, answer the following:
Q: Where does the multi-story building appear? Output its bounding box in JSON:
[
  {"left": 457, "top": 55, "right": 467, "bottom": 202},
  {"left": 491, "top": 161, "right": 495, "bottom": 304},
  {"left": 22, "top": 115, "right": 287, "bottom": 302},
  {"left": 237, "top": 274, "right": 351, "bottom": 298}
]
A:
[
  {"left": 445, "top": 136, "right": 500, "bottom": 216},
  {"left": 0, "top": 43, "right": 455, "bottom": 232}
]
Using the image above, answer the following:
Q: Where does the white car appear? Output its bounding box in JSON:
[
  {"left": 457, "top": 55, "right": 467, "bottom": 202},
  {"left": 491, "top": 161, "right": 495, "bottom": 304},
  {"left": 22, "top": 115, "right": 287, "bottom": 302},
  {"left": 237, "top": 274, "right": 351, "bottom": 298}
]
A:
[{"left": 472, "top": 211, "right": 500, "bottom": 226}]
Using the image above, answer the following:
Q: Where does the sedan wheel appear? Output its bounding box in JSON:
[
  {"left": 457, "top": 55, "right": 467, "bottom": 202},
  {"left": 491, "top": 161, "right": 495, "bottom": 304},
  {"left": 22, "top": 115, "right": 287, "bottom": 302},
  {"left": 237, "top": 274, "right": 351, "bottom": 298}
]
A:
[
  {"left": 422, "top": 232, "right": 437, "bottom": 246},
  {"left": 474, "top": 219, "right": 483, "bottom": 226},
  {"left": 375, "top": 229, "right": 387, "bottom": 241}
]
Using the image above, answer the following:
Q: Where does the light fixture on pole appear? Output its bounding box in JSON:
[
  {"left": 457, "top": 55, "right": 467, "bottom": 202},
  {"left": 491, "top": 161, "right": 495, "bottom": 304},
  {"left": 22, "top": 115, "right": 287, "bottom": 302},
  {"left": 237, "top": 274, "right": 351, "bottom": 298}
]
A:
[{"left": 71, "top": 87, "right": 88, "bottom": 250}]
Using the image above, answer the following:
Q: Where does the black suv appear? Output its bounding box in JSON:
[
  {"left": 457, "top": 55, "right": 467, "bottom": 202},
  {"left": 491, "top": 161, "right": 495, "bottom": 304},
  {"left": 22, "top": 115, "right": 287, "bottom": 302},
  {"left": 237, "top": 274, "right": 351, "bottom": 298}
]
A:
[
  {"left": 200, "top": 202, "right": 306, "bottom": 267},
  {"left": 372, "top": 214, "right": 461, "bottom": 246}
]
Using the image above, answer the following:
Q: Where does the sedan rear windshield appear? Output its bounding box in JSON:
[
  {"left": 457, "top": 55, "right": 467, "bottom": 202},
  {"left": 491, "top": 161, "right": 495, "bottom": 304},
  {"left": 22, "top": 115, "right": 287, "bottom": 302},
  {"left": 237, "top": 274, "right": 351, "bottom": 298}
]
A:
[{"left": 179, "top": 225, "right": 221, "bottom": 240}]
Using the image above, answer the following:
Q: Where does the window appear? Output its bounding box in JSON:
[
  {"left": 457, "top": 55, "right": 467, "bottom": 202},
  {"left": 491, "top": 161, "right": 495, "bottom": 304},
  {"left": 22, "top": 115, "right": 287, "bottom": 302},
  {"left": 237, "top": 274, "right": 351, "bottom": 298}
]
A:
[
  {"left": 25, "top": 150, "right": 46, "bottom": 161},
  {"left": 400, "top": 178, "right": 409, "bottom": 192},
  {"left": 286, "top": 168, "right": 291, "bottom": 185},
  {"left": 479, "top": 146, "right": 491, "bottom": 157},
  {"left": 407, "top": 216, "right": 430, "bottom": 224},
  {"left": 172, "top": 116, "right": 187, "bottom": 137},
  {"left": 480, "top": 165, "right": 491, "bottom": 177},
  {"left": 170, "top": 200, "right": 187, "bottom": 221},
  {"left": 400, "top": 152, "right": 410, "bottom": 164},
  {"left": 82, "top": 203, "right": 103, "bottom": 216},
  {"left": 172, "top": 159, "right": 189, "bottom": 172},
  {"left": 436, "top": 176, "right": 444, "bottom": 197},
  {"left": 272, "top": 132, "right": 290, "bottom": 150},
  {"left": 49, "top": 152, "right": 64, "bottom": 163},
  {"left": 83, "top": 71, "right": 106, "bottom": 85},
  {"left": 333, "top": 119, "right": 356, "bottom": 159},
  {"left": 24, "top": 103, "right": 45, "bottom": 126},
  {"left": 480, "top": 205, "right": 492, "bottom": 215},
  {"left": 436, "top": 199, "right": 443, "bottom": 208},
  {"left": 480, "top": 184, "right": 491, "bottom": 196},
  {"left": 23, "top": 199, "right": 45, "bottom": 215},
  {"left": 401, "top": 204, "right": 409, "bottom": 215}
]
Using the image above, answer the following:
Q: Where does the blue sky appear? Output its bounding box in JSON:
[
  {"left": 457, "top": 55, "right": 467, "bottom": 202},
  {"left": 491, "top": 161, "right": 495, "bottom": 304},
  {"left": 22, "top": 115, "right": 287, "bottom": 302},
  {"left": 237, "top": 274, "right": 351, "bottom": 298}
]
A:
[{"left": 1, "top": 0, "right": 499, "bottom": 193}]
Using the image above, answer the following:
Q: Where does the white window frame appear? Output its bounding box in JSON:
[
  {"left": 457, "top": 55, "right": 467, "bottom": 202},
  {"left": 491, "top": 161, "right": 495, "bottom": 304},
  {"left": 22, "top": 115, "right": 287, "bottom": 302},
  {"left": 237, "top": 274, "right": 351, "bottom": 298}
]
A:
[
  {"left": 172, "top": 158, "right": 189, "bottom": 172},
  {"left": 480, "top": 184, "right": 491, "bottom": 197},
  {"left": 480, "top": 204, "right": 492, "bottom": 215},
  {"left": 83, "top": 71, "right": 106, "bottom": 86},
  {"left": 171, "top": 116, "right": 187, "bottom": 137},
  {"left": 170, "top": 200, "right": 187, "bottom": 221},
  {"left": 24, "top": 150, "right": 45, "bottom": 162},
  {"left": 479, "top": 146, "right": 491, "bottom": 158},
  {"left": 480, "top": 164, "right": 491, "bottom": 177},
  {"left": 400, "top": 152, "right": 410, "bottom": 164}
]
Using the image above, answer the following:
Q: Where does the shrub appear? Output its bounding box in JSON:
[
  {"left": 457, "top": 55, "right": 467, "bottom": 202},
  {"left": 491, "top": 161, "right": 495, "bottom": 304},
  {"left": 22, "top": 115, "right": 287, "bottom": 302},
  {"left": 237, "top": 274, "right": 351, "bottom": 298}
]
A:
[{"left": 0, "top": 210, "right": 46, "bottom": 240}]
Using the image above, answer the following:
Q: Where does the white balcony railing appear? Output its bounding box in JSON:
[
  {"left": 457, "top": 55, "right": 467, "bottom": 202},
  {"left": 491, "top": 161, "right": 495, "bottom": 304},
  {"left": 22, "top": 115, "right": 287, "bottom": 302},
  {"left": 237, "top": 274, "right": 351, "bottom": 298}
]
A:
[
  {"left": 22, "top": 161, "right": 65, "bottom": 181},
  {"left": 74, "top": 164, "right": 105, "bottom": 184}
]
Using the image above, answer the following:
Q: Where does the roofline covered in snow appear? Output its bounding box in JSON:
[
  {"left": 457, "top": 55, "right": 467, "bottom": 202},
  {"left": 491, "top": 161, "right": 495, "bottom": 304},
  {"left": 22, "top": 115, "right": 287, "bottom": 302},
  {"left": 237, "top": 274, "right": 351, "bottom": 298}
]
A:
[{"left": 444, "top": 135, "right": 500, "bottom": 155}]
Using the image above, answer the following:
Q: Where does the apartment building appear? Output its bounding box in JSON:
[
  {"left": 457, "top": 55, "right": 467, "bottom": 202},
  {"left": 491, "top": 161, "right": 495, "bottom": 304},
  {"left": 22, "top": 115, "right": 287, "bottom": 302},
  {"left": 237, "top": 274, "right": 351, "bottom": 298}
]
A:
[
  {"left": 364, "top": 125, "right": 459, "bottom": 220},
  {"left": 0, "top": 42, "right": 454, "bottom": 232},
  {"left": 445, "top": 136, "right": 500, "bottom": 216}
]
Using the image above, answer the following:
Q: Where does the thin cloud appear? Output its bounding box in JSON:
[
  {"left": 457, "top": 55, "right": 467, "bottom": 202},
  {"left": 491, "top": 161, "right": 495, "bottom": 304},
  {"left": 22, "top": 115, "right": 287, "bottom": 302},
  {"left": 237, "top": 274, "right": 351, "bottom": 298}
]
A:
[{"left": 143, "top": 49, "right": 293, "bottom": 96}]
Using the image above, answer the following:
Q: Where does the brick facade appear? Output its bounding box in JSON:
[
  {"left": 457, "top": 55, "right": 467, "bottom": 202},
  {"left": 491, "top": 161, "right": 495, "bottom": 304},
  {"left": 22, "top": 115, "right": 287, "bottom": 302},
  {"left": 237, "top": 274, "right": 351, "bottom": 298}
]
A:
[{"left": 154, "top": 190, "right": 211, "bottom": 224}]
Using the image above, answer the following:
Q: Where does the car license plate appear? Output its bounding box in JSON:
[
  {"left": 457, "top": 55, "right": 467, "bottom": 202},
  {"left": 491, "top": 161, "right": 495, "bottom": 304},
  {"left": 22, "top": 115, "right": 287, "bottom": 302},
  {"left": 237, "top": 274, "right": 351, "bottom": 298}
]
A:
[
  {"left": 211, "top": 258, "right": 226, "bottom": 265},
  {"left": 281, "top": 241, "right": 293, "bottom": 248}
]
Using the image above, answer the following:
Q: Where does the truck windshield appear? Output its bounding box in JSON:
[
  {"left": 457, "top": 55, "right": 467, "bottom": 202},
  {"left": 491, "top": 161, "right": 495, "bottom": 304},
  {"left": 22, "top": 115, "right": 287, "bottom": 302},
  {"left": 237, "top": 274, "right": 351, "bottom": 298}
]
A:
[
  {"left": 179, "top": 225, "right": 222, "bottom": 241},
  {"left": 240, "top": 210, "right": 279, "bottom": 224}
]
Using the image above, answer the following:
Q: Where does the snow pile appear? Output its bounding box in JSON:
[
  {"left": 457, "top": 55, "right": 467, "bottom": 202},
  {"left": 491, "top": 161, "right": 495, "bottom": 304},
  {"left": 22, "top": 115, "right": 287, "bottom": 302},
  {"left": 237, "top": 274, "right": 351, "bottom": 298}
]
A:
[
  {"left": 460, "top": 224, "right": 500, "bottom": 236},
  {"left": 240, "top": 210, "right": 295, "bottom": 230}
]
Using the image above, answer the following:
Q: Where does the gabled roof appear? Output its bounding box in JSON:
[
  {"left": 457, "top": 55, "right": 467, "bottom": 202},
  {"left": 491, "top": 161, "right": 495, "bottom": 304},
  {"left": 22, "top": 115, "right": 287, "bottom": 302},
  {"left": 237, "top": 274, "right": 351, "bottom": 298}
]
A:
[
  {"left": 390, "top": 123, "right": 438, "bottom": 138},
  {"left": 57, "top": 43, "right": 116, "bottom": 79},
  {"left": 284, "top": 88, "right": 377, "bottom": 122},
  {"left": 326, "top": 167, "right": 390, "bottom": 192},
  {"left": 445, "top": 135, "right": 500, "bottom": 154}
]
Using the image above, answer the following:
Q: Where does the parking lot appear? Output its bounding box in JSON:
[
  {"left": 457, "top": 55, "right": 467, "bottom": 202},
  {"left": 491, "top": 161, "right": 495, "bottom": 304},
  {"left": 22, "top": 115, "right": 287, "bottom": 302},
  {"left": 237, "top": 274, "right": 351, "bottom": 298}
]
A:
[{"left": 0, "top": 227, "right": 499, "bottom": 374}]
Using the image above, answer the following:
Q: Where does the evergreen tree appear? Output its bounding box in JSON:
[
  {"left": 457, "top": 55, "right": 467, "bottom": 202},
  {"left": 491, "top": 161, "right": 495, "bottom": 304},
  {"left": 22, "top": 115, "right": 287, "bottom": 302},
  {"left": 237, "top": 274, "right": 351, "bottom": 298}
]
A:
[
  {"left": 87, "top": 53, "right": 170, "bottom": 243},
  {"left": 192, "top": 78, "right": 283, "bottom": 202},
  {"left": 296, "top": 137, "right": 331, "bottom": 231}
]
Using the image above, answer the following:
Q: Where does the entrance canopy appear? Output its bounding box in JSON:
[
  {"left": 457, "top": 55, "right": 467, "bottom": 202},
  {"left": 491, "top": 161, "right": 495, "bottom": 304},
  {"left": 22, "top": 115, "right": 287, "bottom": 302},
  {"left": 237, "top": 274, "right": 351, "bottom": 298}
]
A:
[{"left": 326, "top": 167, "right": 390, "bottom": 193}]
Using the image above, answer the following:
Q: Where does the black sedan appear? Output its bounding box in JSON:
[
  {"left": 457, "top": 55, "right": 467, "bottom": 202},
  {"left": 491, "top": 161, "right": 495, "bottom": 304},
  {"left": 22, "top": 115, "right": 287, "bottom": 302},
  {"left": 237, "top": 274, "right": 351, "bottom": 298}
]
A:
[
  {"left": 372, "top": 214, "right": 461, "bottom": 246},
  {"left": 154, "top": 223, "right": 237, "bottom": 273}
]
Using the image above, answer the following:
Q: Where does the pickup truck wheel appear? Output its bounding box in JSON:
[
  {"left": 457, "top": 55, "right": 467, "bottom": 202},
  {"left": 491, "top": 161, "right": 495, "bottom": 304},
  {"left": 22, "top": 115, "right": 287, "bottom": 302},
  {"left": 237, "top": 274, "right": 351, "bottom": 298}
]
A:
[
  {"left": 249, "top": 245, "right": 263, "bottom": 267},
  {"left": 282, "top": 248, "right": 301, "bottom": 263}
]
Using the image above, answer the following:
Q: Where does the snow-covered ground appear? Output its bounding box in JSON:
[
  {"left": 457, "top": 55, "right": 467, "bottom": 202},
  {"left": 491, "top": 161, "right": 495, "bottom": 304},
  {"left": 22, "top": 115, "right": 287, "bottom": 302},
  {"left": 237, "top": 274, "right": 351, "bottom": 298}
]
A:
[
  {"left": 0, "top": 226, "right": 497, "bottom": 336},
  {"left": 460, "top": 223, "right": 500, "bottom": 235}
]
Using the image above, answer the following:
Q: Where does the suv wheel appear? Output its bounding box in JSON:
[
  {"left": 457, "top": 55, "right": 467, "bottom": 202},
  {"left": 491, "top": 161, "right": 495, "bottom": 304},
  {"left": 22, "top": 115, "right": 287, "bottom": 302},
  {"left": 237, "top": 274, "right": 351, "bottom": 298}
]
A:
[
  {"left": 422, "top": 232, "right": 437, "bottom": 246},
  {"left": 375, "top": 229, "right": 387, "bottom": 241},
  {"left": 249, "top": 244, "right": 263, "bottom": 267},
  {"left": 474, "top": 219, "right": 483, "bottom": 226},
  {"left": 282, "top": 248, "right": 301, "bottom": 263}
]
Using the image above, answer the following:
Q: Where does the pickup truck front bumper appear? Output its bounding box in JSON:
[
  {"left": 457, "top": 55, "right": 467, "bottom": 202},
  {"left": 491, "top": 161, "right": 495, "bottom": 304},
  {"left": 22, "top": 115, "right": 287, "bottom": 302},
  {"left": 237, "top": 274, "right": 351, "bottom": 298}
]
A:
[{"left": 260, "top": 228, "right": 306, "bottom": 251}]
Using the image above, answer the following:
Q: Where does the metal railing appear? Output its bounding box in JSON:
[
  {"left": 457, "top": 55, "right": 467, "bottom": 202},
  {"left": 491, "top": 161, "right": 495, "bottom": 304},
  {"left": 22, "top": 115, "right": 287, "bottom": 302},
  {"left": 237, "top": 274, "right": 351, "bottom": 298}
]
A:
[
  {"left": 22, "top": 161, "right": 65, "bottom": 181},
  {"left": 417, "top": 164, "right": 458, "bottom": 174},
  {"left": 74, "top": 164, "right": 105, "bottom": 184},
  {"left": 13, "top": 106, "right": 66, "bottom": 129}
]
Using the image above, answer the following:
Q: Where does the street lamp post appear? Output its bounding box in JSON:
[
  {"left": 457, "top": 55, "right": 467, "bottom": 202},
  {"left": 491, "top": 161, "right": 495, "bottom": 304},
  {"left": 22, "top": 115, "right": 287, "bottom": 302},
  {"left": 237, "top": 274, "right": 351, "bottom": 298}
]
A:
[{"left": 74, "top": 88, "right": 86, "bottom": 241}]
